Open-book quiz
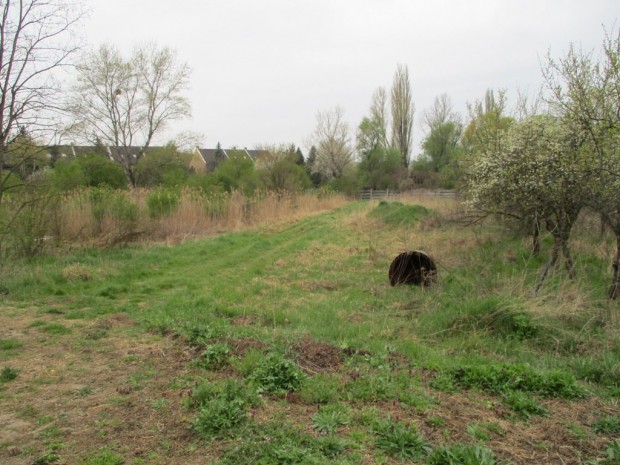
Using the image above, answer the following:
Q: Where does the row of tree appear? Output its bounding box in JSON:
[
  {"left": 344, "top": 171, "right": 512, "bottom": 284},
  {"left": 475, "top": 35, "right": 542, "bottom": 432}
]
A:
[
  {"left": 306, "top": 65, "right": 416, "bottom": 191},
  {"left": 466, "top": 30, "right": 620, "bottom": 299}
]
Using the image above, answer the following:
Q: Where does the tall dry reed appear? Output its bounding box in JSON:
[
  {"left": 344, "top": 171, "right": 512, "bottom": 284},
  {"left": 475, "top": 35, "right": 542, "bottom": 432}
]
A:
[{"left": 56, "top": 188, "right": 348, "bottom": 246}]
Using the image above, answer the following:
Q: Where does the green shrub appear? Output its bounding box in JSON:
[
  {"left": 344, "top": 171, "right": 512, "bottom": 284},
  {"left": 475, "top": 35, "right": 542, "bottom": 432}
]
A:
[
  {"left": 444, "top": 297, "right": 538, "bottom": 340},
  {"left": 597, "top": 441, "right": 620, "bottom": 465},
  {"left": 183, "top": 324, "right": 221, "bottom": 347},
  {"left": 90, "top": 188, "right": 138, "bottom": 241},
  {"left": 1, "top": 183, "right": 60, "bottom": 259},
  {"left": 311, "top": 404, "right": 351, "bottom": 434},
  {"left": 249, "top": 352, "right": 305, "bottom": 394},
  {"left": 570, "top": 355, "right": 620, "bottom": 388},
  {"left": 449, "top": 363, "right": 584, "bottom": 398},
  {"left": 427, "top": 443, "right": 498, "bottom": 465},
  {"left": 0, "top": 366, "right": 19, "bottom": 382},
  {"left": 215, "top": 422, "right": 337, "bottom": 465},
  {"left": 594, "top": 416, "right": 620, "bottom": 435},
  {"left": 84, "top": 446, "right": 125, "bottom": 465},
  {"left": 199, "top": 343, "right": 230, "bottom": 370},
  {"left": 372, "top": 417, "right": 430, "bottom": 460},
  {"left": 189, "top": 379, "right": 258, "bottom": 438},
  {"left": 146, "top": 189, "right": 179, "bottom": 219},
  {"left": 0, "top": 339, "right": 23, "bottom": 351},
  {"left": 503, "top": 391, "right": 548, "bottom": 418}
]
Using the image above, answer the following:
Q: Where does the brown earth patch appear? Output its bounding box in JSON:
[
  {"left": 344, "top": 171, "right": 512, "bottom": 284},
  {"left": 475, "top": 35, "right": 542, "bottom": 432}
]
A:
[
  {"left": 0, "top": 309, "right": 207, "bottom": 465},
  {"left": 229, "top": 337, "right": 267, "bottom": 356},
  {"left": 293, "top": 338, "right": 344, "bottom": 374}
]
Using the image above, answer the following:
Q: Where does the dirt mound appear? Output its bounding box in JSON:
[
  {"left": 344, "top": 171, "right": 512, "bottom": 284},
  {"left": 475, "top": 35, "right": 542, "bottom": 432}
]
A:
[{"left": 293, "top": 338, "right": 344, "bottom": 373}]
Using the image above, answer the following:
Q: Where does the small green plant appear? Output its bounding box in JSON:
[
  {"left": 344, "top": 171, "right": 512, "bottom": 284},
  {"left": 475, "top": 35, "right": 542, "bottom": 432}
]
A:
[
  {"left": 74, "top": 386, "right": 93, "bottom": 397},
  {"left": 0, "top": 366, "right": 19, "bottom": 382},
  {"left": 449, "top": 363, "right": 584, "bottom": 398},
  {"left": 39, "top": 323, "right": 72, "bottom": 335},
  {"left": 151, "top": 398, "right": 167, "bottom": 410},
  {"left": 372, "top": 417, "right": 430, "bottom": 460},
  {"left": 467, "top": 423, "right": 491, "bottom": 442},
  {"left": 316, "top": 435, "right": 348, "bottom": 458},
  {"left": 200, "top": 342, "right": 230, "bottom": 370},
  {"left": 427, "top": 443, "right": 498, "bottom": 465},
  {"left": 426, "top": 416, "right": 447, "bottom": 428},
  {"left": 84, "top": 446, "right": 125, "bottom": 465},
  {"left": 32, "top": 453, "right": 60, "bottom": 465},
  {"left": 189, "top": 380, "right": 258, "bottom": 438},
  {"left": 503, "top": 391, "right": 548, "bottom": 418},
  {"left": 249, "top": 352, "right": 304, "bottom": 394},
  {"left": 311, "top": 404, "right": 351, "bottom": 434},
  {"left": 430, "top": 372, "right": 458, "bottom": 393},
  {"left": 0, "top": 338, "right": 23, "bottom": 351},
  {"left": 594, "top": 416, "right": 620, "bottom": 435},
  {"left": 594, "top": 440, "right": 620, "bottom": 465},
  {"left": 183, "top": 323, "right": 225, "bottom": 347},
  {"left": 214, "top": 422, "right": 333, "bottom": 465},
  {"left": 298, "top": 373, "right": 342, "bottom": 404}
]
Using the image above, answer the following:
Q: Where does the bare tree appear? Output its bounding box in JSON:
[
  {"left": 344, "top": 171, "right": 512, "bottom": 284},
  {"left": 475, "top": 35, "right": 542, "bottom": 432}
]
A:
[
  {"left": 67, "top": 43, "right": 191, "bottom": 187},
  {"left": 310, "top": 106, "right": 354, "bottom": 179},
  {"left": 390, "top": 64, "right": 414, "bottom": 168},
  {"left": 369, "top": 87, "right": 389, "bottom": 149},
  {"left": 0, "top": 0, "right": 82, "bottom": 204},
  {"left": 422, "top": 93, "right": 460, "bottom": 134}
]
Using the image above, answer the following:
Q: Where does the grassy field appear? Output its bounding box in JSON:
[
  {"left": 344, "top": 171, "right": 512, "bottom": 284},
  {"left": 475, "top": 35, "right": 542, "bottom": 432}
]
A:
[{"left": 1, "top": 196, "right": 619, "bottom": 465}]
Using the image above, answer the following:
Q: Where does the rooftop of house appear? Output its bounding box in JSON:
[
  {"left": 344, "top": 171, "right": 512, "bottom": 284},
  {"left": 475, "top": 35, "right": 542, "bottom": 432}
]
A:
[{"left": 194, "top": 147, "right": 270, "bottom": 169}]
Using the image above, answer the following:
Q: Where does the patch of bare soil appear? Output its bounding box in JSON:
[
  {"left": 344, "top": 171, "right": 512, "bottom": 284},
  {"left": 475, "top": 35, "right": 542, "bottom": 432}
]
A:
[
  {"left": 421, "top": 393, "right": 610, "bottom": 465},
  {"left": 293, "top": 338, "right": 344, "bottom": 374},
  {"left": 0, "top": 309, "right": 206, "bottom": 465}
]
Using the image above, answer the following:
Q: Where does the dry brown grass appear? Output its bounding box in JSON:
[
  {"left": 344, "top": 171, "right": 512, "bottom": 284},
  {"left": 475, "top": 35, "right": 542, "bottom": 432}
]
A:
[{"left": 54, "top": 188, "right": 348, "bottom": 246}]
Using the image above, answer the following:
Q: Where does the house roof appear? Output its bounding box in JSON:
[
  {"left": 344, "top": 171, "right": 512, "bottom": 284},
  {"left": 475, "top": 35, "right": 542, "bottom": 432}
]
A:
[
  {"left": 196, "top": 148, "right": 226, "bottom": 171},
  {"left": 194, "top": 148, "right": 270, "bottom": 170},
  {"left": 48, "top": 145, "right": 164, "bottom": 165}
]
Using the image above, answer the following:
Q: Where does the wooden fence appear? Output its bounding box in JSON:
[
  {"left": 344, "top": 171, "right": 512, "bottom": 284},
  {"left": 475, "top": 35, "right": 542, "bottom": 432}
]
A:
[
  {"left": 359, "top": 189, "right": 400, "bottom": 200},
  {"left": 359, "top": 189, "right": 457, "bottom": 200}
]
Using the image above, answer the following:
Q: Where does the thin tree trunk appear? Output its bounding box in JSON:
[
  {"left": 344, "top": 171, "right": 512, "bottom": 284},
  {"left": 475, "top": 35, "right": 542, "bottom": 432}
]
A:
[
  {"left": 535, "top": 238, "right": 560, "bottom": 294},
  {"left": 532, "top": 215, "right": 541, "bottom": 257},
  {"left": 561, "top": 239, "right": 576, "bottom": 279},
  {"left": 609, "top": 234, "right": 620, "bottom": 300}
]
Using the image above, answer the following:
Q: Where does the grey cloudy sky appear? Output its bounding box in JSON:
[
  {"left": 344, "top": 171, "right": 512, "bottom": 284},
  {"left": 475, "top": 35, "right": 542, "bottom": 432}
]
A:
[{"left": 83, "top": 0, "right": 618, "bottom": 155}]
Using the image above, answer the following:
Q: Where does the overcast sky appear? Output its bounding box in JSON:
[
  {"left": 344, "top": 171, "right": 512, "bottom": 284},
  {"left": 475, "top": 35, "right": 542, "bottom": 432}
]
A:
[{"left": 83, "top": 0, "right": 618, "bottom": 156}]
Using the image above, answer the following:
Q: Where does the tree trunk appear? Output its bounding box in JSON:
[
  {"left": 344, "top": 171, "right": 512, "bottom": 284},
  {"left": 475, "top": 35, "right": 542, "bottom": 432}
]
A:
[
  {"left": 561, "top": 238, "right": 576, "bottom": 279},
  {"left": 535, "top": 238, "right": 560, "bottom": 294},
  {"left": 609, "top": 234, "right": 620, "bottom": 300},
  {"left": 532, "top": 215, "right": 541, "bottom": 257}
]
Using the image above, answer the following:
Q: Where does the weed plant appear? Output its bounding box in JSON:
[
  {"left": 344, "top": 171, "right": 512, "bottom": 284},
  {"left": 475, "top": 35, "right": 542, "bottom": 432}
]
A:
[
  {"left": 448, "top": 363, "right": 585, "bottom": 398},
  {"left": 84, "top": 446, "right": 125, "bottom": 465},
  {"left": 189, "top": 379, "right": 258, "bottom": 438},
  {"left": 372, "top": 417, "right": 431, "bottom": 461},
  {"left": 427, "top": 443, "right": 498, "bottom": 465},
  {"left": 502, "top": 391, "right": 548, "bottom": 418},
  {"left": 199, "top": 342, "right": 230, "bottom": 370},
  {"left": 0, "top": 366, "right": 19, "bottom": 382},
  {"left": 594, "top": 441, "right": 620, "bottom": 465},
  {"left": 593, "top": 416, "right": 620, "bottom": 435},
  {"left": 249, "top": 352, "right": 305, "bottom": 394},
  {"left": 311, "top": 403, "right": 352, "bottom": 433},
  {"left": 213, "top": 421, "right": 350, "bottom": 465}
]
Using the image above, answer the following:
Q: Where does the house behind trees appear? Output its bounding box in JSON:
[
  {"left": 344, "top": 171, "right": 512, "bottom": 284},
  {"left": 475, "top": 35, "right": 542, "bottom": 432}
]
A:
[{"left": 190, "top": 147, "right": 270, "bottom": 173}]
